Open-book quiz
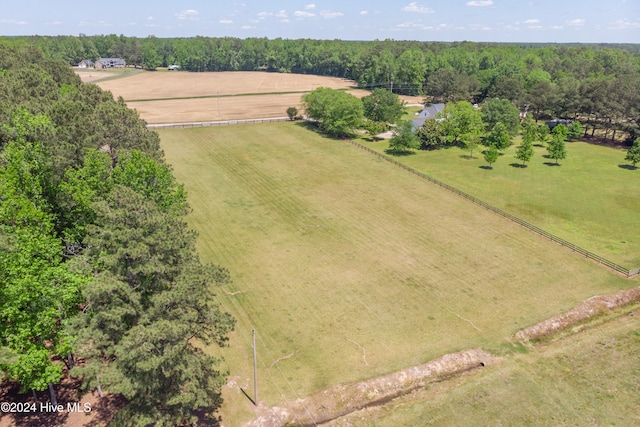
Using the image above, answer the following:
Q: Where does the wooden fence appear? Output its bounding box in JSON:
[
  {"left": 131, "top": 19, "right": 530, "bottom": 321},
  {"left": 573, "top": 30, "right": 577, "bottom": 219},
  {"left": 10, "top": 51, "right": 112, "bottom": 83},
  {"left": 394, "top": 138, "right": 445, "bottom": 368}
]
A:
[
  {"left": 147, "top": 117, "right": 290, "bottom": 130},
  {"left": 345, "top": 139, "right": 640, "bottom": 278}
]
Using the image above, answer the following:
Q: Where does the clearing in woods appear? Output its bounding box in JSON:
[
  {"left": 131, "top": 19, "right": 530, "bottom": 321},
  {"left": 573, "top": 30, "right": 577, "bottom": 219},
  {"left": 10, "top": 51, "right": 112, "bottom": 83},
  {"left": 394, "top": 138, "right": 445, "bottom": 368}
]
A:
[{"left": 158, "top": 122, "right": 634, "bottom": 425}]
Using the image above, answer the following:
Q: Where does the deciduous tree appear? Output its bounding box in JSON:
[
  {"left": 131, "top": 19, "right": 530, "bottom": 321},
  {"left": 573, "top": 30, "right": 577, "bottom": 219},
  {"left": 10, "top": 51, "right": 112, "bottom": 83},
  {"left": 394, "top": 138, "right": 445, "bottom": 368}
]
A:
[{"left": 388, "top": 120, "right": 419, "bottom": 154}]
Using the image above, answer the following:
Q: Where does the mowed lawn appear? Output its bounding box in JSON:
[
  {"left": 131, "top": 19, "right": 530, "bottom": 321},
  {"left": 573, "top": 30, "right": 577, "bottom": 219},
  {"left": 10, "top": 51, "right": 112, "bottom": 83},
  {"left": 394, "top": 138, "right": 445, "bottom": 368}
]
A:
[
  {"left": 364, "top": 139, "right": 640, "bottom": 267},
  {"left": 158, "top": 123, "right": 633, "bottom": 420}
]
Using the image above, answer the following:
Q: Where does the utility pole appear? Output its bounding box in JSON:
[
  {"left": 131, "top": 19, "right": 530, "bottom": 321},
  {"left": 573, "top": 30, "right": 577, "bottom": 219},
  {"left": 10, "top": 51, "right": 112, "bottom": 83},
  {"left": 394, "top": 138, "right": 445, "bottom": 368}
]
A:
[{"left": 252, "top": 328, "right": 258, "bottom": 405}]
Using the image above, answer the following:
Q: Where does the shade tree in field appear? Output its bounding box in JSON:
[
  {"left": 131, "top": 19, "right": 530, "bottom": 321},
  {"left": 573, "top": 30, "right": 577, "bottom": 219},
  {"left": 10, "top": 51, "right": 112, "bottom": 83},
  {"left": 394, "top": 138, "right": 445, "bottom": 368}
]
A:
[
  {"left": 624, "top": 138, "right": 640, "bottom": 168},
  {"left": 484, "top": 122, "right": 512, "bottom": 151},
  {"left": 547, "top": 124, "right": 568, "bottom": 165},
  {"left": 286, "top": 106, "right": 298, "bottom": 120},
  {"left": 439, "top": 101, "right": 485, "bottom": 148},
  {"left": 303, "top": 87, "right": 364, "bottom": 137},
  {"left": 483, "top": 145, "right": 500, "bottom": 168},
  {"left": 536, "top": 123, "right": 551, "bottom": 147},
  {"left": 361, "top": 88, "right": 405, "bottom": 124},
  {"left": 515, "top": 137, "right": 535, "bottom": 167},
  {"left": 416, "top": 119, "right": 447, "bottom": 150},
  {"left": 388, "top": 120, "right": 419, "bottom": 154},
  {"left": 566, "top": 120, "right": 584, "bottom": 140},
  {"left": 481, "top": 98, "right": 520, "bottom": 136}
]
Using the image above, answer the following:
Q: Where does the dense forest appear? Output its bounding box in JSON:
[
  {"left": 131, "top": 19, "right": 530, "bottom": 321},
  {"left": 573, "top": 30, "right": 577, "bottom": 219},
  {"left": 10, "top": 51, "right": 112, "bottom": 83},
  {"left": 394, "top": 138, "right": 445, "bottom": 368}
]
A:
[
  {"left": 3, "top": 35, "right": 639, "bottom": 142},
  {"left": 0, "top": 45, "right": 234, "bottom": 425}
]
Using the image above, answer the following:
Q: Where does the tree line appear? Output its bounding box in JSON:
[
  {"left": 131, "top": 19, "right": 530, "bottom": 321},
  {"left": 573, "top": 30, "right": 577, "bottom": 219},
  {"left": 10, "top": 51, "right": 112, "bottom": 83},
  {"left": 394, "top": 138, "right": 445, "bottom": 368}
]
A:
[
  {"left": 0, "top": 45, "right": 234, "bottom": 425},
  {"left": 2, "top": 35, "right": 639, "bottom": 143}
]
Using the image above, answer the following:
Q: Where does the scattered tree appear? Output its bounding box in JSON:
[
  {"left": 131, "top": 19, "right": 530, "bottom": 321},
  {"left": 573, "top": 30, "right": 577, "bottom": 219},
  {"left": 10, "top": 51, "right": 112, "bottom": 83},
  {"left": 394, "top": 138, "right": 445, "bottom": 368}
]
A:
[
  {"left": 481, "top": 98, "right": 520, "bottom": 136},
  {"left": 515, "top": 137, "right": 535, "bottom": 167},
  {"left": 286, "top": 106, "right": 298, "bottom": 121},
  {"left": 388, "top": 120, "right": 419, "bottom": 154},
  {"left": 484, "top": 122, "right": 512, "bottom": 150},
  {"left": 361, "top": 88, "right": 405, "bottom": 123},
  {"left": 625, "top": 138, "right": 640, "bottom": 168},
  {"left": 416, "top": 119, "right": 447, "bottom": 150},
  {"left": 483, "top": 145, "right": 499, "bottom": 168},
  {"left": 303, "top": 87, "right": 363, "bottom": 137},
  {"left": 547, "top": 125, "right": 568, "bottom": 165},
  {"left": 440, "top": 101, "right": 484, "bottom": 146}
]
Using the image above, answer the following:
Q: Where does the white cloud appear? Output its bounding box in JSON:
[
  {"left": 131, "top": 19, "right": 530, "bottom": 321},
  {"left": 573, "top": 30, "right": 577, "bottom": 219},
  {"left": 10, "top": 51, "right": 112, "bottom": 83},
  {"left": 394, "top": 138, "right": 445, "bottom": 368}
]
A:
[
  {"left": 467, "top": 0, "right": 494, "bottom": 6},
  {"left": 147, "top": 16, "right": 155, "bottom": 21},
  {"left": 567, "top": 18, "right": 585, "bottom": 27},
  {"left": 0, "top": 18, "right": 28, "bottom": 25},
  {"left": 304, "top": 3, "right": 316, "bottom": 10},
  {"left": 523, "top": 19, "right": 540, "bottom": 24},
  {"left": 175, "top": 9, "right": 199, "bottom": 20},
  {"left": 219, "top": 19, "right": 233, "bottom": 24},
  {"left": 294, "top": 10, "right": 316, "bottom": 18},
  {"left": 360, "top": 10, "right": 369, "bottom": 15},
  {"left": 241, "top": 25, "right": 255, "bottom": 29},
  {"left": 321, "top": 10, "right": 344, "bottom": 19},
  {"left": 45, "top": 21, "right": 62, "bottom": 25},
  {"left": 608, "top": 19, "right": 640, "bottom": 29},
  {"left": 276, "top": 10, "right": 288, "bottom": 18},
  {"left": 402, "top": 2, "right": 435, "bottom": 14}
]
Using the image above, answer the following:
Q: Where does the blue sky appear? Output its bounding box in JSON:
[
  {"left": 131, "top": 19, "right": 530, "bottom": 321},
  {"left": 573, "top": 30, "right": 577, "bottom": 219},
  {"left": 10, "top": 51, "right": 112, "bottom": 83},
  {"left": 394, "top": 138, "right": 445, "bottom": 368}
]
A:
[{"left": 2, "top": 1, "right": 639, "bottom": 43}]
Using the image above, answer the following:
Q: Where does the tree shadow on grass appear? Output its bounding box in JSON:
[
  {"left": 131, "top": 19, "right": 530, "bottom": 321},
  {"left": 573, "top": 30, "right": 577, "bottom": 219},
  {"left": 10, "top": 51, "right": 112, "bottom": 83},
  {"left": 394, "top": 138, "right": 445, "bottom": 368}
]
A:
[
  {"left": 385, "top": 149, "right": 416, "bottom": 156},
  {"left": 509, "top": 163, "right": 527, "bottom": 168},
  {"left": 459, "top": 154, "right": 475, "bottom": 160},
  {"left": 479, "top": 165, "right": 493, "bottom": 170},
  {"left": 618, "top": 164, "right": 638, "bottom": 170},
  {"left": 543, "top": 162, "right": 561, "bottom": 166}
]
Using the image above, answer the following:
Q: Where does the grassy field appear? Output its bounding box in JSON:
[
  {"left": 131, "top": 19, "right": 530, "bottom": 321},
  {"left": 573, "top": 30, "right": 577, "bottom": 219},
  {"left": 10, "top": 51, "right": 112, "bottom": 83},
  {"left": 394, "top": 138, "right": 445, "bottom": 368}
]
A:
[
  {"left": 335, "top": 305, "right": 640, "bottom": 426},
  {"left": 362, "top": 138, "right": 640, "bottom": 267},
  {"left": 158, "top": 122, "right": 635, "bottom": 424}
]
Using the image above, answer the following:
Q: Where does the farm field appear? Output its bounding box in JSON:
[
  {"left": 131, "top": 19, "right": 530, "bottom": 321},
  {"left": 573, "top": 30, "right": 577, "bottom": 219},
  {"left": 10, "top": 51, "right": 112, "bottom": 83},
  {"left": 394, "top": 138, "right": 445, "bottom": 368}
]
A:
[
  {"left": 332, "top": 304, "right": 640, "bottom": 426},
  {"left": 158, "top": 123, "right": 634, "bottom": 425},
  {"left": 363, "top": 139, "right": 640, "bottom": 267},
  {"left": 92, "top": 70, "right": 421, "bottom": 123}
]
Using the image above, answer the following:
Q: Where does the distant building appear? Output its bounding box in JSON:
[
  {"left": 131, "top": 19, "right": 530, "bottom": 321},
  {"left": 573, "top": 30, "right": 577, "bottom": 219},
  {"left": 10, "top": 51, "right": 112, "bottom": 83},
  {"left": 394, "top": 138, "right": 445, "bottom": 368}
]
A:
[
  {"left": 411, "top": 103, "right": 446, "bottom": 130},
  {"left": 78, "top": 59, "right": 94, "bottom": 68},
  {"left": 95, "top": 58, "right": 126, "bottom": 69},
  {"left": 546, "top": 119, "right": 573, "bottom": 130}
]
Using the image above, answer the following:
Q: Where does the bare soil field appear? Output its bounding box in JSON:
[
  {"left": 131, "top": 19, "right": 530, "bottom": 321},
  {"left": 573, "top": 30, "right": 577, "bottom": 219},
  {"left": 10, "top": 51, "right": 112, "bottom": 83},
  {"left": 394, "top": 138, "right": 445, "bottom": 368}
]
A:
[
  {"left": 91, "top": 71, "right": 423, "bottom": 123},
  {"left": 96, "top": 71, "right": 357, "bottom": 100},
  {"left": 129, "top": 89, "right": 402, "bottom": 124}
]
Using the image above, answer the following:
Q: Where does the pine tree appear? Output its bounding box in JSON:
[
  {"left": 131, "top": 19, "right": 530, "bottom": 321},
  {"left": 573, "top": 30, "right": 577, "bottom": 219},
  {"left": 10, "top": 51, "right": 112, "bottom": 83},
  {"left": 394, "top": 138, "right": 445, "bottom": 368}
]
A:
[{"left": 625, "top": 138, "right": 640, "bottom": 168}]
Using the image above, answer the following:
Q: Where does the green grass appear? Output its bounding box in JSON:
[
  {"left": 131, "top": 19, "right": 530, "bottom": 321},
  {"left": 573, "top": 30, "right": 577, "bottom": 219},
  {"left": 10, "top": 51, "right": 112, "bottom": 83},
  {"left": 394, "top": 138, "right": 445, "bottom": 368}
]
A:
[
  {"left": 361, "top": 138, "right": 640, "bottom": 267},
  {"left": 158, "top": 123, "right": 634, "bottom": 424},
  {"left": 342, "top": 307, "right": 640, "bottom": 426}
]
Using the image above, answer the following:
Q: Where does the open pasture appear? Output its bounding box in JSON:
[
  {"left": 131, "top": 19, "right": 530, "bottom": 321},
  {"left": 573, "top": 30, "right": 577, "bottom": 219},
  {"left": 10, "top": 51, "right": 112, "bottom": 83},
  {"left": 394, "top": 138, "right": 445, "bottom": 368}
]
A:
[
  {"left": 362, "top": 139, "right": 640, "bottom": 267},
  {"left": 158, "top": 123, "right": 632, "bottom": 423}
]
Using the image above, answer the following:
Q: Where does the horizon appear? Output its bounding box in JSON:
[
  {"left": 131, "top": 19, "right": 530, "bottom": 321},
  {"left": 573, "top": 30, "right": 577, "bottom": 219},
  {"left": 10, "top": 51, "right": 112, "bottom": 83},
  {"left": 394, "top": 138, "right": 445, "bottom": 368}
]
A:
[{"left": 2, "top": 1, "right": 639, "bottom": 44}]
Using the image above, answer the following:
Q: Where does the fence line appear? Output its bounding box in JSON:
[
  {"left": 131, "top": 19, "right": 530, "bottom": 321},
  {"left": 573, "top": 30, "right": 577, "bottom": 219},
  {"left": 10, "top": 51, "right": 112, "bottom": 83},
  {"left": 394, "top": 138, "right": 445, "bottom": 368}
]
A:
[
  {"left": 344, "top": 139, "right": 639, "bottom": 278},
  {"left": 147, "top": 116, "right": 290, "bottom": 130}
]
